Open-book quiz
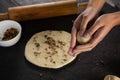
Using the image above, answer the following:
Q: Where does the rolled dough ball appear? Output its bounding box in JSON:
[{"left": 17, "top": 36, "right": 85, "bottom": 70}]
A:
[
  {"left": 104, "top": 75, "right": 120, "bottom": 80},
  {"left": 77, "top": 32, "right": 91, "bottom": 44}
]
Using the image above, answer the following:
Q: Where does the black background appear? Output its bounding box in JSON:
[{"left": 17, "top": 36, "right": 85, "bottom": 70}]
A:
[{"left": 0, "top": 1, "right": 120, "bottom": 80}]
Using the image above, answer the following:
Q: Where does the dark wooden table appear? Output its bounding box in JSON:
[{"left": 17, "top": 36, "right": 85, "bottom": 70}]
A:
[{"left": 0, "top": 1, "right": 120, "bottom": 80}]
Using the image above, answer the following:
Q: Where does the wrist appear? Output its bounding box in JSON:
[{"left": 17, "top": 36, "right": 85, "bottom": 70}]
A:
[
  {"left": 87, "top": 0, "right": 105, "bottom": 13},
  {"left": 111, "top": 12, "right": 120, "bottom": 27},
  {"left": 85, "top": 6, "right": 98, "bottom": 16}
]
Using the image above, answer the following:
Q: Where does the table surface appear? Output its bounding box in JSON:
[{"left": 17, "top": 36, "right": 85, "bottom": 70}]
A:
[{"left": 0, "top": 1, "right": 120, "bottom": 80}]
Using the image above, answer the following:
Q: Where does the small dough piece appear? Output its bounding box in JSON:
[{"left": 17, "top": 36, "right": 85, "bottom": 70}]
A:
[
  {"left": 25, "top": 30, "right": 76, "bottom": 69},
  {"left": 104, "top": 75, "right": 120, "bottom": 80},
  {"left": 77, "top": 32, "right": 91, "bottom": 44}
]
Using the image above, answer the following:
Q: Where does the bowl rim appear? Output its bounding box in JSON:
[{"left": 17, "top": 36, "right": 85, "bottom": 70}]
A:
[{"left": 0, "top": 20, "right": 22, "bottom": 42}]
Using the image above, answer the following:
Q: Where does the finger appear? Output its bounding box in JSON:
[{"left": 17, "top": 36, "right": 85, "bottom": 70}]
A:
[
  {"left": 74, "top": 51, "right": 82, "bottom": 57},
  {"left": 68, "top": 48, "right": 73, "bottom": 56},
  {"left": 74, "top": 14, "right": 83, "bottom": 28},
  {"left": 79, "top": 15, "right": 90, "bottom": 35},
  {"left": 92, "top": 26, "right": 110, "bottom": 45},
  {"left": 69, "top": 14, "right": 83, "bottom": 49},
  {"left": 68, "top": 25, "right": 78, "bottom": 56},
  {"left": 73, "top": 27, "right": 105, "bottom": 54},
  {"left": 68, "top": 14, "right": 83, "bottom": 56},
  {"left": 71, "top": 27, "right": 77, "bottom": 48},
  {"left": 73, "top": 43, "right": 93, "bottom": 54},
  {"left": 68, "top": 26, "right": 79, "bottom": 56},
  {"left": 84, "top": 20, "right": 103, "bottom": 38}
]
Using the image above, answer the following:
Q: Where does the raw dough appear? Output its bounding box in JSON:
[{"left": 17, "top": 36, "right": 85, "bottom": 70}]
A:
[
  {"left": 104, "top": 75, "right": 120, "bottom": 80},
  {"left": 77, "top": 32, "right": 91, "bottom": 44},
  {"left": 25, "top": 30, "right": 76, "bottom": 69}
]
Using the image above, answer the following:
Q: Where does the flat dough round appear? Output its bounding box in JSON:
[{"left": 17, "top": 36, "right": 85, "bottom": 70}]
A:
[{"left": 25, "top": 30, "right": 76, "bottom": 69}]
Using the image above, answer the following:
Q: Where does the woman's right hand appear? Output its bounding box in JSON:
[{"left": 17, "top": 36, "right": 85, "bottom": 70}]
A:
[{"left": 68, "top": 7, "right": 98, "bottom": 56}]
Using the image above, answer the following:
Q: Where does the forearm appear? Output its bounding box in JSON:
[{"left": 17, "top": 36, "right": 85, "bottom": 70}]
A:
[{"left": 87, "top": 0, "right": 105, "bottom": 13}]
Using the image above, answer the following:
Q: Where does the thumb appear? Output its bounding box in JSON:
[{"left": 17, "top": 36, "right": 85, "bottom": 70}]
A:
[
  {"left": 68, "top": 26, "right": 77, "bottom": 56},
  {"left": 84, "top": 21, "right": 102, "bottom": 38}
]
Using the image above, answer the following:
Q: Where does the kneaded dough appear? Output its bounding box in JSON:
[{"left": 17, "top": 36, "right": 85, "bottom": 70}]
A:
[
  {"left": 77, "top": 32, "right": 91, "bottom": 44},
  {"left": 25, "top": 30, "right": 76, "bottom": 69},
  {"left": 104, "top": 75, "right": 120, "bottom": 80}
]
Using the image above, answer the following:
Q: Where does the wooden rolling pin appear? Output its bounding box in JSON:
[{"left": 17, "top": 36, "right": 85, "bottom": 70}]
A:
[{"left": 0, "top": 0, "right": 88, "bottom": 21}]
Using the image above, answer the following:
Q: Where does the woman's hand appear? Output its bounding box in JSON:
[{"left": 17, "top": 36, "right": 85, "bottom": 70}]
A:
[
  {"left": 68, "top": 0, "right": 105, "bottom": 56},
  {"left": 68, "top": 7, "right": 98, "bottom": 56},
  {"left": 68, "top": 12, "right": 120, "bottom": 56}
]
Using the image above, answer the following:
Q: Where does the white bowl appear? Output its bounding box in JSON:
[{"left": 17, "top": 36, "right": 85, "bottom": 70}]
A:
[{"left": 0, "top": 20, "right": 22, "bottom": 47}]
